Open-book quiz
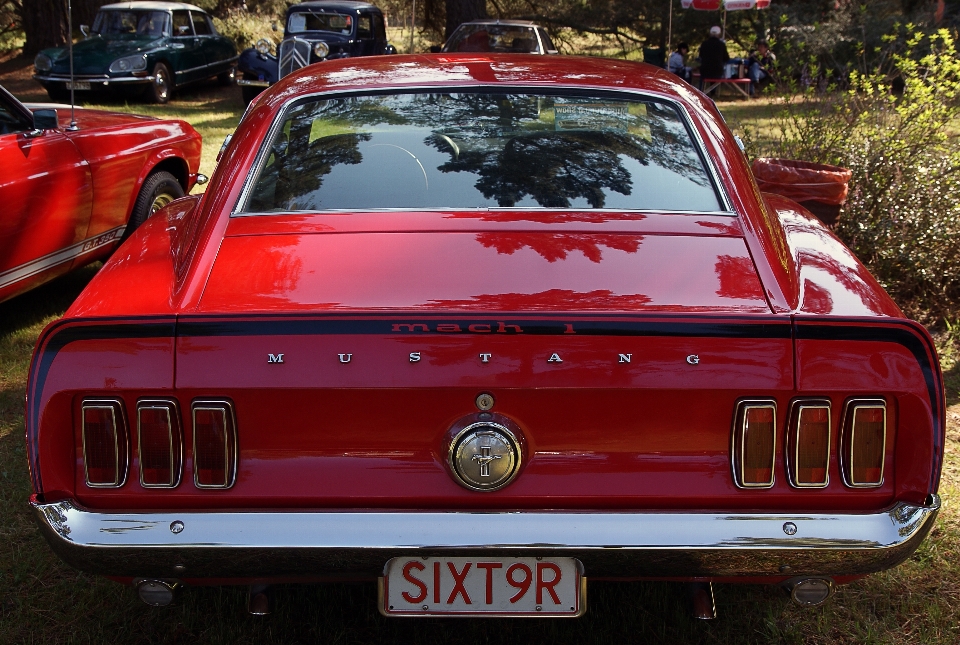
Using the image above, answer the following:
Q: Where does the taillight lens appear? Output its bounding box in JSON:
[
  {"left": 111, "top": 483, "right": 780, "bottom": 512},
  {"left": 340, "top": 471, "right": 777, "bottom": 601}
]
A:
[
  {"left": 138, "top": 400, "right": 182, "bottom": 488},
  {"left": 788, "top": 401, "right": 831, "bottom": 488},
  {"left": 192, "top": 400, "right": 237, "bottom": 489},
  {"left": 842, "top": 400, "right": 886, "bottom": 487},
  {"left": 81, "top": 399, "right": 128, "bottom": 487},
  {"left": 732, "top": 400, "right": 776, "bottom": 488}
]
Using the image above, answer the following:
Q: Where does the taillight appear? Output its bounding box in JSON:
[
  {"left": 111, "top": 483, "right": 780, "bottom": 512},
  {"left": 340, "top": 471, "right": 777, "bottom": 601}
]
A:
[
  {"left": 841, "top": 399, "right": 886, "bottom": 488},
  {"left": 137, "top": 400, "right": 182, "bottom": 488},
  {"left": 192, "top": 400, "right": 237, "bottom": 489},
  {"left": 732, "top": 400, "right": 776, "bottom": 488},
  {"left": 787, "top": 401, "right": 831, "bottom": 488},
  {"left": 81, "top": 399, "right": 128, "bottom": 487}
]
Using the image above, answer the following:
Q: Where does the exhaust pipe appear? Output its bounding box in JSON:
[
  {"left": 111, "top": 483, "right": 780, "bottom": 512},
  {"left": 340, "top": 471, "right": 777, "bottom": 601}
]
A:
[
  {"left": 787, "top": 577, "right": 834, "bottom": 607},
  {"left": 686, "top": 581, "right": 716, "bottom": 620},
  {"left": 136, "top": 579, "right": 179, "bottom": 606},
  {"left": 247, "top": 584, "right": 275, "bottom": 615}
]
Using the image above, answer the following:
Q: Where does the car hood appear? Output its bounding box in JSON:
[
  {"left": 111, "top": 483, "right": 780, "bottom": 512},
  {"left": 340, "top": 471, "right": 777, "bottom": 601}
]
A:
[
  {"left": 45, "top": 35, "right": 163, "bottom": 74},
  {"left": 198, "top": 213, "right": 772, "bottom": 314},
  {"left": 24, "top": 102, "right": 157, "bottom": 129}
]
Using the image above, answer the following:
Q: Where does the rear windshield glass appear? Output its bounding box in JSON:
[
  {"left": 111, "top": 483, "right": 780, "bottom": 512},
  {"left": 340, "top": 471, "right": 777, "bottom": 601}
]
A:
[
  {"left": 444, "top": 25, "right": 541, "bottom": 53},
  {"left": 241, "top": 92, "right": 723, "bottom": 213}
]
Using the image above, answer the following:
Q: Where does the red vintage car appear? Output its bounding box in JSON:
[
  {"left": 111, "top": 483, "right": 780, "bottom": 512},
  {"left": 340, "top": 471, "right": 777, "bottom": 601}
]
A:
[
  {"left": 0, "top": 85, "right": 201, "bottom": 304},
  {"left": 27, "top": 55, "right": 943, "bottom": 618}
]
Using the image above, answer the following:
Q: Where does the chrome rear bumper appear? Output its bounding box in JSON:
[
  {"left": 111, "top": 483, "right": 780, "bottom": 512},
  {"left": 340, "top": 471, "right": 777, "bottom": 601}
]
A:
[{"left": 31, "top": 496, "right": 940, "bottom": 580}]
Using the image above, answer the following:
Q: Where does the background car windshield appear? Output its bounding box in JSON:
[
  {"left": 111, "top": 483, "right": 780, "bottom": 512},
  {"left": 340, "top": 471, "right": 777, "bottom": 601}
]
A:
[
  {"left": 446, "top": 25, "right": 541, "bottom": 53},
  {"left": 92, "top": 10, "right": 169, "bottom": 37},
  {"left": 243, "top": 92, "right": 723, "bottom": 213},
  {"left": 287, "top": 12, "right": 352, "bottom": 34}
]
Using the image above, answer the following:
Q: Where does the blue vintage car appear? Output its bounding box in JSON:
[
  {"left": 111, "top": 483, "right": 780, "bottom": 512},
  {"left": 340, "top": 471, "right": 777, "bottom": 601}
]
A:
[
  {"left": 33, "top": 1, "right": 237, "bottom": 104},
  {"left": 237, "top": 0, "right": 395, "bottom": 104}
]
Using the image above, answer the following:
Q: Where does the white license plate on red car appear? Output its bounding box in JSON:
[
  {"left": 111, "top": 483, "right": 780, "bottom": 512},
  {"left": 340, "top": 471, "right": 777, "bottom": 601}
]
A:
[
  {"left": 65, "top": 81, "right": 90, "bottom": 90},
  {"left": 380, "top": 557, "right": 585, "bottom": 617}
]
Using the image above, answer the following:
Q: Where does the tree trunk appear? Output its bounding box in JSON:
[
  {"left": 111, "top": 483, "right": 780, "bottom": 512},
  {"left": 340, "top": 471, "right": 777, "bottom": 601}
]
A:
[
  {"left": 444, "top": 0, "right": 485, "bottom": 41},
  {"left": 23, "top": 0, "right": 67, "bottom": 54},
  {"left": 22, "top": 0, "right": 110, "bottom": 55}
]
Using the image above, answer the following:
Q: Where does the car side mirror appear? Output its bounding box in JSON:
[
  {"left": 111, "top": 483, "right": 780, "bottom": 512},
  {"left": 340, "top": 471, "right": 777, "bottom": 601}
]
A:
[
  {"left": 32, "top": 109, "right": 59, "bottom": 130},
  {"left": 80, "top": 24, "right": 90, "bottom": 37},
  {"left": 429, "top": 45, "right": 441, "bottom": 53}
]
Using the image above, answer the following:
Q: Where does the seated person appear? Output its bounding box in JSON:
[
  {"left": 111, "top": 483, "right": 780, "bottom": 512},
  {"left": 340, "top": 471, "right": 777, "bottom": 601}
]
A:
[
  {"left": 698, "top": 26, "right": 729, "bottom": 90},
  {"left": 667, "top": 42, "right": 692, "bottom": 82},
  {"left": 748, "top": 40, "right": 776, "bottom": 94},
  {"left": 510, "top": 37, "right": 535, "bottom": 53}
]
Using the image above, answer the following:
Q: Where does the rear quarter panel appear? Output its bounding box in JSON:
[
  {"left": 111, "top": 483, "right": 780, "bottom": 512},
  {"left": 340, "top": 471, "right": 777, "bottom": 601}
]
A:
[{"left": 63, "top": 112, "right": 201, "bottom": 252}]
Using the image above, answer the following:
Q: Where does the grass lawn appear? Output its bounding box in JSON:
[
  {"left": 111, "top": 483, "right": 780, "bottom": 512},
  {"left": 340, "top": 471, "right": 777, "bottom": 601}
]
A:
[{"left": 2, "top": 54, "right": 960, "bottom": 644}]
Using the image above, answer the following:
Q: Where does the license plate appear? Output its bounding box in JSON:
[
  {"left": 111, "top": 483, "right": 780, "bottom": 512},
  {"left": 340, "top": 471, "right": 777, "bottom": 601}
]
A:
[
  {"left": 380, "top": 557, "right": 585, "bottom": 617},
  {"left": 66, "top": 81, "right": 90, "bottom": 90}
]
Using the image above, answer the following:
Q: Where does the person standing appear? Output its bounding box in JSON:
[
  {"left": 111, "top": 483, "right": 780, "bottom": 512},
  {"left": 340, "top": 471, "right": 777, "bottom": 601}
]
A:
[
  {"left": 698, "top": 26, "right": 729, "bottom": 88},
  {"left": 668, "top": 42, "right": 692, "bottom": 82}
]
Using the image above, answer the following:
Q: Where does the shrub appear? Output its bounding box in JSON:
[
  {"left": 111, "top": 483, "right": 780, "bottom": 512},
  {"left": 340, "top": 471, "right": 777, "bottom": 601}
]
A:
[
  {"left": 213, "top": 3, "right": 287, "bottom": 52},
  {"left": 748, "top": 29, "right": 960, "bottom": 322}
]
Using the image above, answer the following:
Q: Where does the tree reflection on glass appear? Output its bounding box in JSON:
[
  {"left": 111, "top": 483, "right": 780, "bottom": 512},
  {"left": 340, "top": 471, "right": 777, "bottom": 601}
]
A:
[{"left": 243, "top": 92, "right": 722, "bottom": 213}]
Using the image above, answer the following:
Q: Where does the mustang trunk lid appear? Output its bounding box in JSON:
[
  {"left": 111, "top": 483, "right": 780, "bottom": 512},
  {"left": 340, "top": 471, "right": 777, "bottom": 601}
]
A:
[
  {"left": 199, "top": 226, "right": 771, "bottom": 312},
  {"left": 155, "top": 217, "right": 806, "bottom": 512}
]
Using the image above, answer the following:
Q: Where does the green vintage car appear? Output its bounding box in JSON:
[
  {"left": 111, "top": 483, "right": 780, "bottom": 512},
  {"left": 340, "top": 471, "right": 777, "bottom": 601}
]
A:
[{"left": 34, "top": 1, "right": 238, "bottom": 104}]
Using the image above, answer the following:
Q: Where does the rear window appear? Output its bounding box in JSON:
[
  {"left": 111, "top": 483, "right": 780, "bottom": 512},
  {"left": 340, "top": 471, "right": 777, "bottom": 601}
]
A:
[
  {"left": 240, "top": 91, "right": 723, "bottom": 213},
  {"left": 445, "top": 25, "right": 541, "bottom": 53}
]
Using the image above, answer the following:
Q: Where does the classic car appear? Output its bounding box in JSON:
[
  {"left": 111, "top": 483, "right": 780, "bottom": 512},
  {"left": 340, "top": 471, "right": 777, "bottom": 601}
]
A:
[
  {"left": 33, "top": 1, "right": 238, "bottom": 104},
  {"left": 440, "top": 19, "right": 559, "bottom": 55},
  {"left": 28, "top": 55, "right": 943, "bottom": 619},
  {"left": 237, "top": 0, "right": 395, "bottom": 105},
  {"left": 0, "top": 84, "right": 202, "bottom": 304}
]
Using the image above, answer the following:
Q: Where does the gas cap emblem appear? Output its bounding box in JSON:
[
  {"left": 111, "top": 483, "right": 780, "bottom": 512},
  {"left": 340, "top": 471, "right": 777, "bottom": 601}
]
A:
[{"left": 449, "top": 423, "right": 520, "bottom": 492}]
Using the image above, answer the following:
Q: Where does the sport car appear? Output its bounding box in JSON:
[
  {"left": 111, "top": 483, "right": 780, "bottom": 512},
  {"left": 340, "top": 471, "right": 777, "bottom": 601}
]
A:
[
  {"left": 27, "top": 55, "right": 943, "bottom": 618},
  {"left": 0, "top": 85, "right": 201, "bottom": 303}
]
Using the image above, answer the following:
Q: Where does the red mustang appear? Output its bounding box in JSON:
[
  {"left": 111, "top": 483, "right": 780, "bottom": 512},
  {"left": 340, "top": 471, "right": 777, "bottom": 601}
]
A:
[
  {"left": 0, "top": 85, "right": 201, "bottom": 304},
  {"left": 27, "top": 56, "right": 942, "bottom": 618}
]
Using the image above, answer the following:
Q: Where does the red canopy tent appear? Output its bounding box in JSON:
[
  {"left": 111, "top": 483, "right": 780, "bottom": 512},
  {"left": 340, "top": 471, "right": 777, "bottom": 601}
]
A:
[{"left": 668, "top": 0, "right": 771, "bottom": 55}]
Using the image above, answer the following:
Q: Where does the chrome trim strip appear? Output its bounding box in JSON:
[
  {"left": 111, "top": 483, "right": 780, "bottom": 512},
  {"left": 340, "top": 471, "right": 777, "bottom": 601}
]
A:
[
  {"left": 232, "top": 85, "right": 735, "bottom": 216},
  {"left": 34, "top": 74, "right": 154, "bottom": 84},
  {"left": 0, "top": 225, "right": 125, "bottom": 291},
  {"left": 137, "top": 399, "right": 183, "bottom": 489},
  {"left": 787, "top": 399, "right": 831, "bottom": 489},
  {"left": 80, "top": 399, "right": 128, "bottom": 488},
  {"left": 731, "top": 399, "right": 777, "bottom": 489},
  {"left": 237, "top": 79, "right": 271, "bottom": 87},
  {"left": 174, "top": 58, "right": 238, "bottom": 77},
  {"left": 841, "top": 398, "right": 887, "bottom": 488},
  {"left": 31, "top": 496, "right": 940, "bottom": 579},
  {"left": 191, "top": 399, "right": 238, "bottom": 490},
  {"left": 231, "top": 207, "right": 738, "bottom": 217}
]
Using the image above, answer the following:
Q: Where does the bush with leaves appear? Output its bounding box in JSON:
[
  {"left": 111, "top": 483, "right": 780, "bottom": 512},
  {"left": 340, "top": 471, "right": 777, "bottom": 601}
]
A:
[{"left": 749, "top": 28, "right": 960, "bottom": 322}]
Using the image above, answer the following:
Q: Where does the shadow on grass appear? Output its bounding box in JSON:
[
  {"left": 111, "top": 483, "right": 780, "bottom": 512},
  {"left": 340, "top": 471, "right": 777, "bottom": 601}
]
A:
[
  {"left": 944, "top": 359, "right": 960, "bottom": 407},
  {"left": 0, "top": 263, "right": 100, "bottom": 339}
]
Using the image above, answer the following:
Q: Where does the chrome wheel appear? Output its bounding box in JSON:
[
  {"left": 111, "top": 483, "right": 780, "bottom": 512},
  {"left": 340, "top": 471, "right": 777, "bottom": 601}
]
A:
[
  {"left": 154, "top": 69, "right": 169, "bottom": 101},
  {"left": 150, "top": 192, "right": 176, "bottom": 214}
]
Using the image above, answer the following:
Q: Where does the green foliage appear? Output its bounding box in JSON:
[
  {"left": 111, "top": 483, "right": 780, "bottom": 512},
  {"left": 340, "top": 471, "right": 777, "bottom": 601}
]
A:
[
  {"left": 749, "top": 29, "right": 960, "bottom": 322},
  {"left": 212, "top": 2, "right": 287, "bottom": 52}
]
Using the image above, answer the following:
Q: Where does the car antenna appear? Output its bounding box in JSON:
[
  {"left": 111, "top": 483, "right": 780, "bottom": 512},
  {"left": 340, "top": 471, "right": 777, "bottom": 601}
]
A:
[{"left": 66, "top": 0, "right": 78, "bottom": 131}]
